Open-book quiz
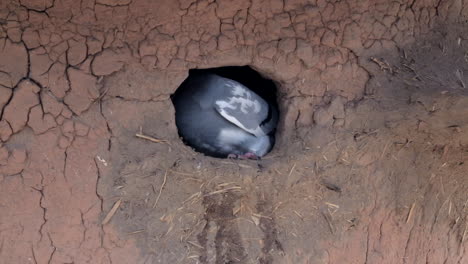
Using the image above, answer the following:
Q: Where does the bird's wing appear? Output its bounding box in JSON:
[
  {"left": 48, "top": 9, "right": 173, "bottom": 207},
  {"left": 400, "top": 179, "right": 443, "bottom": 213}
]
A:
[{"left": 213, "top": 77, "right": 271, "bottom": 137}]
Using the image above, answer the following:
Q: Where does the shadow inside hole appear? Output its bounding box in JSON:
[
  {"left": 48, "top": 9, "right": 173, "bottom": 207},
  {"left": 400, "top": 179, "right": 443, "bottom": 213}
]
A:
[
  {"left": 189, "top": 66, "right": 279, "bottom": 110},
  {"left": 171, "top": 66, "right": 280, "bottom": 159}
]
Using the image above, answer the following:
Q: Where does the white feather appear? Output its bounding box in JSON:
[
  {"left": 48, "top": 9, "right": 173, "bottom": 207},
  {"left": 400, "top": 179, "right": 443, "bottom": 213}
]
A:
[
  {"left": 248, "top": 135, "right": 271, "bottom": 157},
  {"left": 217, "top": 128, "right": 248, "bottom": 144},
  {"left": 229, "top": 82, "right": 249, "bottom": 96},
  {"left": 217, "top": 128, "right": 270, "bottom": 157},
  {"left": 216, "top": 106, "right": 265, "bottom": 137},
  {"left": 216, "top": 97, "right": 261, "bottom": 114}
]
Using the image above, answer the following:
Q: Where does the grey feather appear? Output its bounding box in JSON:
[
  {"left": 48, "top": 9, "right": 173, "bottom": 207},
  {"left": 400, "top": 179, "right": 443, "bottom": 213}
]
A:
[
  {"left": 212, "top": 76, "right": 274, "bottom": 136},
  {"left": 172, "top": 73, "right": 277, "bottom": 158}
]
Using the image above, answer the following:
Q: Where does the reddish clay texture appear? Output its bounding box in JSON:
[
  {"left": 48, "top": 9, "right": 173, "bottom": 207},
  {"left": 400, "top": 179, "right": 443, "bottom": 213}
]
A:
[{"left": 1, "top": 0, "right": 468, "bottom": 263}]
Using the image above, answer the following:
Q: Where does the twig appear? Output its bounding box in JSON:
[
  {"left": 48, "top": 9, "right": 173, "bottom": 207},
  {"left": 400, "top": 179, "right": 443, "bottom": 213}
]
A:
[
  {"left": 288, "top": 163, "right": 297, "bottom": 179},
  {"left": 293, "top": 210, "right": 304, "bottom": 221},
  {"left": 370, "top": 56, "right": 394, "bottom": 74},
  {"left": 127, "top": 229, "right": 145, "bottom": 235},
  {"left": 455, "top": 69, "right": 466, "bottom": 89},
  {"left": 187, "top": 240, "right": 204, "bottom": 249},
  {"left": 322, "top": 210, "right": 335, "bottom": 234},
  {"left": 153, "top": 170, "right": 168, "bottom": 208},
  {"left": 406, "top": 202, "right": 416, "bottom": 224},
  {"left": 182, "top": 191, "right": 202, "bottom": 204},
  {"left": 325, "top": 202, "right": 340, "bottom": 208},
  {"left": 136, "top": 133, "right": 169, "bottom": 144},
  {"left": 102, "top": 199, "right": 122, "bottom": 225},
  {"left": 379, "top": 141, "right": 390, "bottom": 161}
]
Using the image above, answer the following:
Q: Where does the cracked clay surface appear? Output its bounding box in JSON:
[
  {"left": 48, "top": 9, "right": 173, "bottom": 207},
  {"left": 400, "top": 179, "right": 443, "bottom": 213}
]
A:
[{"left": 1, "top": 0, "right": 468, "bottom": 263}]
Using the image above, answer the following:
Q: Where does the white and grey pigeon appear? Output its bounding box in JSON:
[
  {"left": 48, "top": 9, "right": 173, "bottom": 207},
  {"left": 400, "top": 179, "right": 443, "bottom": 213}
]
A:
[{"left": 173, "top": 73, "right": 278, "bottom": 159}]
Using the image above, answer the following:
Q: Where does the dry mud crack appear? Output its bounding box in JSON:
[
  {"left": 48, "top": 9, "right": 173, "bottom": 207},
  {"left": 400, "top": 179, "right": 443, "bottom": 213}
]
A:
[{"left": 1, "top": 0, "right": 468, "bottom": 263}]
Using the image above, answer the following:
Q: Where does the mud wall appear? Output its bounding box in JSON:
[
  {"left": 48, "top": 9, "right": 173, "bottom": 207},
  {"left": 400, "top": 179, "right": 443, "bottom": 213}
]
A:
[{"left": 1, "top": 0, "right": 468, "bottom": 263}]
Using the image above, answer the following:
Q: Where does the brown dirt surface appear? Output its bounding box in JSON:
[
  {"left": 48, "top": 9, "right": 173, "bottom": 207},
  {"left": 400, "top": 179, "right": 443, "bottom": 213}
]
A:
[{"left": 1, "top": 0, "right": 468, "bottom": 263}]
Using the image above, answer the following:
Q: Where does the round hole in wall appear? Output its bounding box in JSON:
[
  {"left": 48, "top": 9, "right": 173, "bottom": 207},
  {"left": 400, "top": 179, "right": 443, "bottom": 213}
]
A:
[{"left": 171, "top": 66, "right": 279, "bottom": 159}]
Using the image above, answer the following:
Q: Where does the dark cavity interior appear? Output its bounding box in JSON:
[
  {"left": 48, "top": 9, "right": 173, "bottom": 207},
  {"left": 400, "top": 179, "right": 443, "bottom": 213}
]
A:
[{"left": 171, "top": 66, "right": 279, "bottom": 158}]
